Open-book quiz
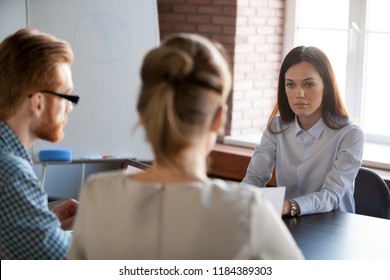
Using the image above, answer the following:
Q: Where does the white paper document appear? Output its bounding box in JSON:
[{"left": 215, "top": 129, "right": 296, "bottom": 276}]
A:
[{"left": 259, "top": 187, "right": 286, "bottom": 217}]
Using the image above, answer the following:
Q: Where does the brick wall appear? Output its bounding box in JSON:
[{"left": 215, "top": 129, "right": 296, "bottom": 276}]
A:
[
  {"left": 157, "top": 0, "right": 285, "bottom": 136},
  {"left": 158, "top": 0, "right": 237, "bottom": 53},
  {"left": 231, "top": 0, "right": 284, "bottom": 135}
]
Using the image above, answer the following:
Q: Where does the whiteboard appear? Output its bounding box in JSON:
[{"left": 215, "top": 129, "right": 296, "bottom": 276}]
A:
[
  {"left": 0, "top": 0, "right": 26, "bottom": 41},
  {"left": 29, "top": 0, "right": 157, "bottom": 161}
]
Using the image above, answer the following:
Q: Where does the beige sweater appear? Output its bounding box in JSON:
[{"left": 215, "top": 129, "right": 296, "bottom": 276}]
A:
[{"left": 68, "top": 170, "right": 303, "bottom": 260}]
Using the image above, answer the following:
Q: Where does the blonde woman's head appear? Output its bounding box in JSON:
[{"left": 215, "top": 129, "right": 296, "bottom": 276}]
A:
[{"left": 137, "top": 33, "right": 232, "bottom": 166}]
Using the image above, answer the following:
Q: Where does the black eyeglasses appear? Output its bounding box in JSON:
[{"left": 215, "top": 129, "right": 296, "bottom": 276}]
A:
[{"left": 29, "top": 90, "right": 80, "bottom": 105}]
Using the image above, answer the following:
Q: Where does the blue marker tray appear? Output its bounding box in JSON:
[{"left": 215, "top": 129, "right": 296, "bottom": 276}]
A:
[{"left": 39, "top": 149, "right": 72, "bottom": 162}]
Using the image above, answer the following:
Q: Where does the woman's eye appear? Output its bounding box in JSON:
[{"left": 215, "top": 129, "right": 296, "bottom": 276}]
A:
[
  {"left": 305, "top": 82, "right": 315, "bottom": 88},
  {"left": 286, "top": 83, "right": 294, "bottom": 88}
]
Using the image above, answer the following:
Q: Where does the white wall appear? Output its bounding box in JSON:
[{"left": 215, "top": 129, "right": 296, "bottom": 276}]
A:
[
  {"left": 0, "top": 0, "right": 140, "bottom": 199},
  {"left": 0, "top": 0, "right": 27, "bottom": 41}
]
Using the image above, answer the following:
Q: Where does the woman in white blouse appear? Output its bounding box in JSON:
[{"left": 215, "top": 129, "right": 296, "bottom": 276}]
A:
[
  {"left": 242, "top": 46, "right": 364, "bottom": 217},
  {"left": 68, "top": 33, "right": 303, "bottom": 260}
]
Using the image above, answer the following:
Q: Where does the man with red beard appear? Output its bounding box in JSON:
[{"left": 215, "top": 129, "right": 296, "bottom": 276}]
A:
[{"left": 0, "top": 28, "right": 79, "bottom": 259}]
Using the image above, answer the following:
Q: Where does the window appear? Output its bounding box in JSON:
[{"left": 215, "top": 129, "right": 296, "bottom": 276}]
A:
[
  {"left": 364, "top": 0, "right": 390, "bottom": 141},
  {"left": 225, "top": 0, "right": 389, "bottom": 170},
  {"left": 285, "top": 0, "right": 390, "bottom": 145}
]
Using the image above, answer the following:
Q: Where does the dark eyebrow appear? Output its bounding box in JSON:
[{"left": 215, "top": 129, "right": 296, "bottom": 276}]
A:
[{"left": 285, "top": 77, "right": 317, "bottom": 82}]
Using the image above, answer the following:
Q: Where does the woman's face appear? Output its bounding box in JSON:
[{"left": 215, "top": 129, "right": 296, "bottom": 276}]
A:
[{"left": 285, "top": 61, "right": 324, "bottom": 126}]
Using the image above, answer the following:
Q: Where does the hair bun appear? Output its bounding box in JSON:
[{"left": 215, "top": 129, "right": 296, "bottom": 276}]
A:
[
  {"left": 164, "top": 72, "right": 179, "bottom": 87},
  {"left": 162, "top": 47, "right": 193, "bottom": 86},
  {"left": 141, "top": 46, "right": 193, "bottom": 88}
]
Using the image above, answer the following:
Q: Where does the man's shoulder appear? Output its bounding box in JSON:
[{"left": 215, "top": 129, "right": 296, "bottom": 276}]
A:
[
  {"left": 0, "top": 149, "right": 28, "bottom": 169},
  {"left": 0, "top": 150, "right": 36, "bottom": 186}
]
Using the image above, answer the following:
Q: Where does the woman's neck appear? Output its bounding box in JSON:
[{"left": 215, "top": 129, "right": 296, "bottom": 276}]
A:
[
  {"left": 297, "top": 111, "right": 322, "bottom": 131},
  {"left": 129, "top": 146, "right": 210, "bottom": 184}
]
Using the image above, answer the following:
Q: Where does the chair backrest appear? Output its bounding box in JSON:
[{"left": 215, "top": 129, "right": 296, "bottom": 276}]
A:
[{"left": 354, "top": 167, "right": 390, "bottom": 219}]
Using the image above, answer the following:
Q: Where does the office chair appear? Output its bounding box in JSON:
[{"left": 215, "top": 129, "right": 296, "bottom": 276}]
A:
[{"left": 354, "top": 167, "right": 390, "bottom": 219}]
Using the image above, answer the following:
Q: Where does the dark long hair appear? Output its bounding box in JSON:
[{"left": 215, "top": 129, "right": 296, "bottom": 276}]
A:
[{"left": 268, "top": 46, "right": 349, "bottom": 133}]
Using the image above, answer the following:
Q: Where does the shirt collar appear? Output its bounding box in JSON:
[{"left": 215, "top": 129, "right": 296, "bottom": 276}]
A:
[
  {"left": 0, "top": 119, "right": 32, "bottom": 163},
  {"left": 294, "top": 116, "right": 326, "bottom": 139}
]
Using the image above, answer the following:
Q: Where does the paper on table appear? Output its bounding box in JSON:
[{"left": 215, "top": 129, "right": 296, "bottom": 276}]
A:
[
  {"left": 124, "top": 159, "right": 150, "bottom": 174},
  {"left": 126, "top": 165, "right": 145, "bottom": 175},
  {"left": 259, "top": 187, "right": 286, "bottom": 217}
]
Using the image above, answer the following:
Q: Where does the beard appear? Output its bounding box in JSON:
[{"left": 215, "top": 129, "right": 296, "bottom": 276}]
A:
[{"left": 34, "top": 105, "right": 67, "bottom": 143}]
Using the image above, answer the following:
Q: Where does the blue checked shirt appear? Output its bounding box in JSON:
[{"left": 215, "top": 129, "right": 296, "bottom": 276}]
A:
[{"left": 0, "top": 120, "right": 71, "bottom": 259}]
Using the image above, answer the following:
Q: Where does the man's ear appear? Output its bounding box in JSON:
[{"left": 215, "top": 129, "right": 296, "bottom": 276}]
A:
[
  {"left": 29, "top": 93, "right": 45, "bottom": 117},
  {"left": 210, "top": 104, "right": 227, "bottom": 134}
]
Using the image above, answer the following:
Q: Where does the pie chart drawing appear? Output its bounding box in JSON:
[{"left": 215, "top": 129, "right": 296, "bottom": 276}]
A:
[{"left": 74, "top": 11, "right": 131, "bottom": 64}]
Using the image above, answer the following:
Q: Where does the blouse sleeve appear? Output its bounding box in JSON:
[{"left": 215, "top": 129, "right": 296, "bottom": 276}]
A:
[
  {"left": 241, "top": 129, "right": 277, "bottom": 188},
  {"left": 295, "top": 126, "right": 364, "bottom": 215}
]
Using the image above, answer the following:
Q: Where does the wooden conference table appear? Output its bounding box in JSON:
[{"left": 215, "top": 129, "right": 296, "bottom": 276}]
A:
[{"left": 283, "top": 211, "right": 390, "bottom": 260}]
